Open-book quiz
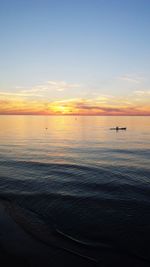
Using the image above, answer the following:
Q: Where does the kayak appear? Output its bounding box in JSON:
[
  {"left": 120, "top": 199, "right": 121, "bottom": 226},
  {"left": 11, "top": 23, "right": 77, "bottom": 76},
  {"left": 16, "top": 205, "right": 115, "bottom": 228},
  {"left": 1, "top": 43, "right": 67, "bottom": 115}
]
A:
[{"left": 110, "top": 127, "right": 127, "bottom": 130}]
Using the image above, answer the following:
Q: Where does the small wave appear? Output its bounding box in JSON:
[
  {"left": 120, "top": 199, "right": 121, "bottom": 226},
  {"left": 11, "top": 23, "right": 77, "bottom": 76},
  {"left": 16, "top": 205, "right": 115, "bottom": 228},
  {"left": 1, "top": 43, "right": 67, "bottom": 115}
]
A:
[{"left": 0, "top": 159, "right": 150, "bottom": 265}]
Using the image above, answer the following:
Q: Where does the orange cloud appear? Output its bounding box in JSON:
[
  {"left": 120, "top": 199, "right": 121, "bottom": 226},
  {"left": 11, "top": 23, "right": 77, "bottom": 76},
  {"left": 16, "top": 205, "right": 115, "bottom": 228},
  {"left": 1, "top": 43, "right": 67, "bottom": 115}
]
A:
[{"left": 0, "top": 97, "right": 149, "bottom": 116}]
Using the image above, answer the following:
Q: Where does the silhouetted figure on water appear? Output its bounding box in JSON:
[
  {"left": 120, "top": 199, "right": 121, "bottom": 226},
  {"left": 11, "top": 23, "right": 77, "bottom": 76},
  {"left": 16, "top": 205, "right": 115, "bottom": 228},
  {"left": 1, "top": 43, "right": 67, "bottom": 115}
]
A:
[{"left": 110, "top": 126, "right": 127, "bottom": 131}]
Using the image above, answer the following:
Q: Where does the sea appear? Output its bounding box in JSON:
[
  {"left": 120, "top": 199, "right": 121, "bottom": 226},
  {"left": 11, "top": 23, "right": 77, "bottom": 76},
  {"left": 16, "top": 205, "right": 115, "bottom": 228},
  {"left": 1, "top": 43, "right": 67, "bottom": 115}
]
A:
[{"left": 0, "top": 115, "right": 150, "bottom": 266}]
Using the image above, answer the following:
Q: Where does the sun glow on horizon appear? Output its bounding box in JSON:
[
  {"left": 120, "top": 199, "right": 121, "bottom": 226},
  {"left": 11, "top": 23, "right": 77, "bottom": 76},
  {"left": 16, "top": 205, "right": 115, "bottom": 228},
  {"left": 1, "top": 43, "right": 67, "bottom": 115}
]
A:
[
  {"left": 0, "top": 80, "right": 150, "bottom": 116},
  {"left": 0, "top": 93, "right": 150, "bottom": 116}
]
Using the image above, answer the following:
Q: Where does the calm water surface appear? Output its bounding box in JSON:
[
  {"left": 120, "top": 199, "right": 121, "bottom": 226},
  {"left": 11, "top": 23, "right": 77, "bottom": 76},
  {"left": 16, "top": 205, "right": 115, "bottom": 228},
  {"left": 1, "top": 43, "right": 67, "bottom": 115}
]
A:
[{"left": 0, "top": 116, "right": 150, "bottom": 266}]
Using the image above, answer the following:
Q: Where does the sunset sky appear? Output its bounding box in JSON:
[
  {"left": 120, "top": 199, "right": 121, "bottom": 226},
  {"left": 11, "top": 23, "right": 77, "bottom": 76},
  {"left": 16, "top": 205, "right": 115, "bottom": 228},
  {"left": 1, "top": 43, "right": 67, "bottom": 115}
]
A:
[{"left": 0, "top": 0, "right": 150, "bottom": 115}]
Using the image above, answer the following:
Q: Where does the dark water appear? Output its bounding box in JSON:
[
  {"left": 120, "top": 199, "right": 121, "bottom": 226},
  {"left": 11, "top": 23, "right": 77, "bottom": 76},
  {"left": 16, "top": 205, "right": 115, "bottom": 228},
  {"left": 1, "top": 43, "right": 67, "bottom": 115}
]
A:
[{"left": 0, "top": 116, "right": 150, "bottom": 266}]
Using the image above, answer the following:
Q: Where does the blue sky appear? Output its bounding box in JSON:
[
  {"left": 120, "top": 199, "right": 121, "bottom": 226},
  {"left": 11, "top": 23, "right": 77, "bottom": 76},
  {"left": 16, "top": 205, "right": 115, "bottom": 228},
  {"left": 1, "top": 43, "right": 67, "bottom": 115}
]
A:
[{"left": 0, "top": 0, "right": 150, "bottom": 115}]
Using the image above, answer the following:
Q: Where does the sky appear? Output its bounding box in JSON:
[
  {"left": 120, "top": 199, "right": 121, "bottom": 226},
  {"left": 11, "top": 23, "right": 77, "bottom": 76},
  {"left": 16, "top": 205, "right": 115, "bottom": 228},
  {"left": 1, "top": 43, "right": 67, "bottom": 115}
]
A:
[{"left": 0, "top": 0, "right": 150, "bottom": 115}]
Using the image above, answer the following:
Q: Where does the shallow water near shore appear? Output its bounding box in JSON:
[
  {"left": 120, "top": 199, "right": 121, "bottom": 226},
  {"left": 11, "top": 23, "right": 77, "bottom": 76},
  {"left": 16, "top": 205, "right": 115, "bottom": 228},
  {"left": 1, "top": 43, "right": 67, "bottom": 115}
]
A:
[{"left": 0, "top": 115, "right": 150, "bottom": 266}]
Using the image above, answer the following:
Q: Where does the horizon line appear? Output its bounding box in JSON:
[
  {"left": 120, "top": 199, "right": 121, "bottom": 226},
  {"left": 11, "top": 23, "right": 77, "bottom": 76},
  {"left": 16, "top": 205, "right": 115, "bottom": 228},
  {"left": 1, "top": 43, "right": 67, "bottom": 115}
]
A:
[{"left": 0, "top": 114, "right": 150, "bottom": 117}]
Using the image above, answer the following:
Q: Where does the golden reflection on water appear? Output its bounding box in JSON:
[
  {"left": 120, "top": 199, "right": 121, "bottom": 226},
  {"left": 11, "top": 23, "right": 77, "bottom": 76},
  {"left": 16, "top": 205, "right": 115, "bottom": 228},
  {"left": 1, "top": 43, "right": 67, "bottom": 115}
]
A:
[
  {"left": 0, "top": 115, "right": 149, "bottom": 145},
  {"left": 0, "top": 115, "right": 149, "bottom": 165}
]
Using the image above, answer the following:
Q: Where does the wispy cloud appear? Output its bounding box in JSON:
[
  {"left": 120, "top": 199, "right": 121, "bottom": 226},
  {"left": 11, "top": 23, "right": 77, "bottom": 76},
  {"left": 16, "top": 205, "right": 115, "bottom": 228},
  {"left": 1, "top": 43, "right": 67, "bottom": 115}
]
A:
[
  {"left": 118, "top": 74, "right": 144, "bottom": 84},
  {"left": 0, "top": 91, "right": 43, "bottom": 98},
  {"left": 0, "top": 81, "right": 150, "bottom": 115},
  {"left": 134, "top": 90, "right": 150, "bottom": 96},
  {"left": 47, "top": 81, "right": 81, "bottom": 91},
  {"left": 0, "top": 81, "right": 82, "bottom": 100},
  {"left": 0, "top": 96, "right": 149, "bottom": 115}
]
